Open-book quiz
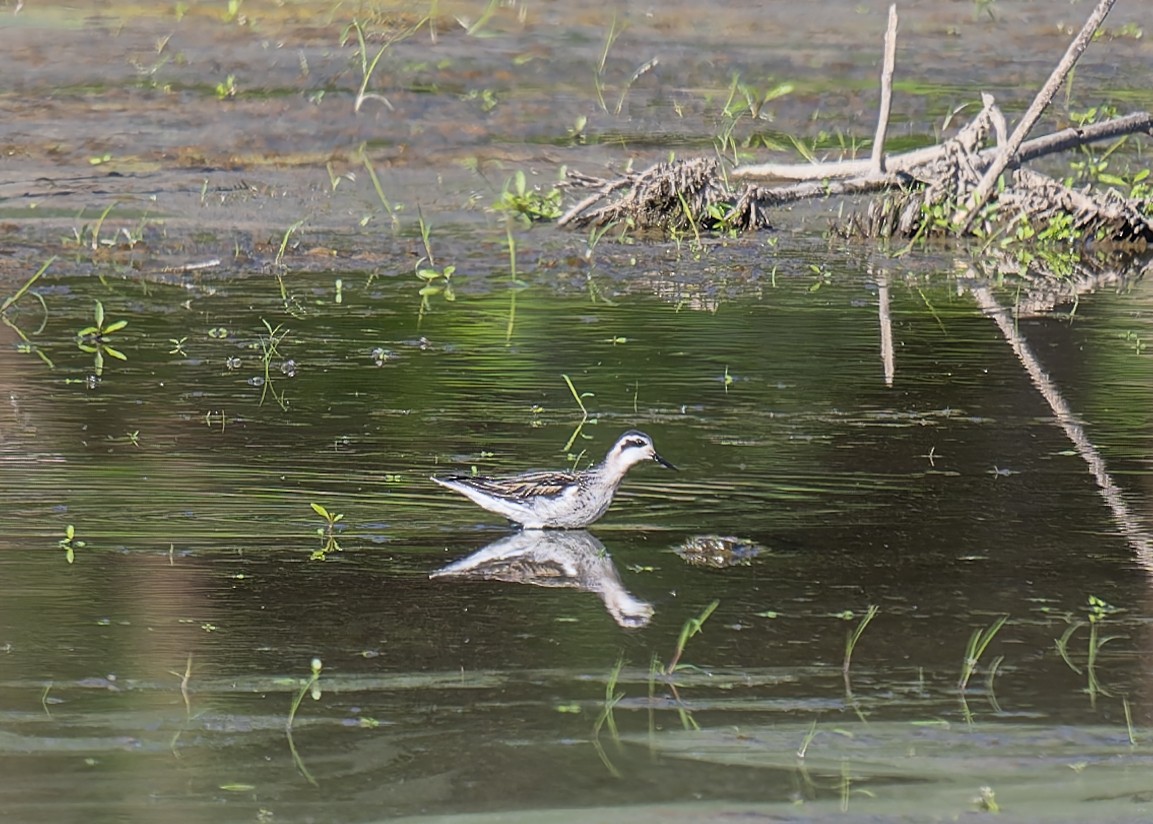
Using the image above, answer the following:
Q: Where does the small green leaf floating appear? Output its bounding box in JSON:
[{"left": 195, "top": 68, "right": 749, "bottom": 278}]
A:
[{"left": 58, "top": 524, "right": 84, "bottom": 564}]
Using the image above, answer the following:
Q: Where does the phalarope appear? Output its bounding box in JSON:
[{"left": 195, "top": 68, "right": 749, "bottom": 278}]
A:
[{"left": 431, "top": 430, "right": 677, "bottom": 529}]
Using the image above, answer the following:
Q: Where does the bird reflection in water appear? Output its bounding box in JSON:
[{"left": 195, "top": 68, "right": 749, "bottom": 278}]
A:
[{"left": 430, "top": 530, "right": 653, "bottom": 629}]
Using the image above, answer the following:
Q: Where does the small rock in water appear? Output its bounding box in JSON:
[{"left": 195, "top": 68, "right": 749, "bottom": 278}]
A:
[
  {"left": 371, "top": 347, "right": 395, "bottom": 367},
  {"left": 674, "top": 535, "right": 763, "bottom": 568}
]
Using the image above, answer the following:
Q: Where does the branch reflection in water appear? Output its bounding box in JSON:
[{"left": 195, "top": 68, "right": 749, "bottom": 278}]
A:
[{"left": 430, "top": 530, "right": 654, "bottom": 629}]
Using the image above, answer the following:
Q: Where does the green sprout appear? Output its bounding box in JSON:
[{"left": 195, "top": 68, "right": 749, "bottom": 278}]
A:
[
  {"left": 592, "top": 15, "right": 657, "bottom": 115},
  {"left": 76, "top": 300, "right": 128, "bottom": 377},
  {"left": 842, "top": 604, "right": 879, "bottom": 696},
  {"left": 286, "top": 657, "right": 322, "bottom": 786},
  {"left": 494, "top": 170, "right": 563, "bottom": 223},
  {"left": 665, "top": 600, "right": 720, "bottom": 675},
  {"left": 974, "top": 786, "right": 999, "bottom": 813},
  {"left": 561, "top": 374, "right": 595, "bottom": 453},
  {"left": 343, "top": 17, "right": 426, "bottom": 114},
  {"left": 416, "top": 264, "right": 456, "bottom": 319},
  {"left": 222, "top": 0, "right": 244, "bottom": 24},
  {"left": 215, "top": 74, "right": 237, "bottom": 100},
  {"left": 591, "top": 655, "right": 625, "bottom": 778},
  {"left": 256, "top": 319, "right": 289, "bottom": 411},
  {"left": 2, "top": 257, "right": 55, "bottom": 368},
  {"left": 310, "top": 502, "right": 344, "bottom": 560},
  {"left": 414, "top": 207, "right": 455, "bottom": 321},
  {"left": 504, "top": 225, "right": 526, "bottom": 345},
  {"left": 958, "top": 614, "right": 1008, "bottom": 722},
  {"left": 358, "top": 145, "right": 401, "bottom": 228},
  {"left": 657, "top": 600, "right": 720, "bottom": 731},
  {"left": 1056, "top": 595, "right": 1123, "bottom": 706},
  {"left": 960, "top": 614, "right": 1008, "bottom": 691},
  {"left": 58, "top": 524, "right": 86, "bottom": 564}
]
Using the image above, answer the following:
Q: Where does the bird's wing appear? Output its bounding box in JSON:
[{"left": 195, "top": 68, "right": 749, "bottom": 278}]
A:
[{"left": 438, "top": 470, "right": 576, "bottom": 500}]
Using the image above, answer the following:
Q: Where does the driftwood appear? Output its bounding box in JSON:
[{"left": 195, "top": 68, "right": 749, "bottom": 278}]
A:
[{"left": 559, "top": 0, "right": 1153, "bottom": 252}]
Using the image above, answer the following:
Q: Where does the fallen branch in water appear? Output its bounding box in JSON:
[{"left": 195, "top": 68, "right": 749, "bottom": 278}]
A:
[
  {"left": 559, "top": 0, "right": 1153, "bottom": 252},
  {"left": 952, "top": 0, "right": 1119, "bottom": 231}
]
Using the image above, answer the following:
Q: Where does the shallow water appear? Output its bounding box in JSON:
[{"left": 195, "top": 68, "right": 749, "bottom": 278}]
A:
[{"left": 3, "top": 2, "right": 1153, "bottom": 823}]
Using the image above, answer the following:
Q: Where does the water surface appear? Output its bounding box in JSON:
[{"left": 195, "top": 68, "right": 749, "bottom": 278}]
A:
[{"left": 3, "top": 2, "right": 1153, "bottom": 822}]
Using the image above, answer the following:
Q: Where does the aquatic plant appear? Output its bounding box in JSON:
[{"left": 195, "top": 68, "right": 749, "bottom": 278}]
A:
[
  {"left": 808, "top": 263, "right": 832, "bottom": 292},
  {"left": 494, "top": 170, "right": 563, "bottom": 222},
  {"left": 310, "top": 503, "right": 344, "bottom": 560},
  {"left": 214, "top": 74, "right": 237, "bottom": 100},
  {"left": 665, "top": 600, "right": 720, "bottom": 675},
  {"left": 286, "top": 657, "right": 323, "bottom": 785},
  {"left": 416, "top": 264, "right": 455, "bottom": 319},
  {"left": 796, "top": 718, "right": 819, "bottom": 758},
  {"left": 58, "top": 524, "right": 85, "bottom": 564},
  {"left": 720, "top": 73, "right": 794, "bottom": 122},
  {"left": 841, "top": 604, "right": 879, "bottom": 696},
  {"left": 1055, "top": 595, "right": 1123, "bottom": 705},
  {"left": 1120, "top": 330, "right": 1147, "bottom": 355},
  {"left": 359, "top": 144, "right": 402, "bottom": 229},
  {"left": 714, "top": 115, "right": 742, "bottom": 165},
  {"left": 983, "top": 653, "right": 1006, "bottom": 713},
  {"left": 256, "top": 319, "right": 290, "bottom": 411},
  {"left": 1, "top": 257, "right": 51, "bottom": 316},
  {"left": 672, "top": 191, "right": 705, "bottom": 255},
  {"left": 462, "top": 0, "right": 502, "bottom": 36},
  {"left": 561, "top": 374, "right": 594, "bottom": 452},
  {"left": 1, "top": 257, "right": 55, "bottom": 368},
  {"left": 504, "top": 226, "right": 527, "bottom": 344},
  {"left": 167, "top": 653, "right": 195, "bottom": 754},
  {"left": 65, "top": 202, "right": 121, "bottom": 251},
  {"left": 974, "top": 785, "right": 999, "bottom": 813},
  {"left": 461, "top": 87, "right": 499, "bottom": 112},
  {"left": 274, "top": 219, "right": 304, "bottom": 269},
  {"left": 959, "top": 614, "right": 1007, "bottom": 691},
  {"left": 958, "top": 614, "right": 1008, "bottom": 721},
  {"left": 174, "top": 653, "right": 193, "bottom": 719},
  {"left": 591, "top": 655, "right": 625, "bottom": 778},
  {"left": 343, "top": 19, "right": 412, "bottom": 113},
  {"left": 703, "top": 201, "right": 741, "bottom": 237},
  {"left": 593, "top": 16, "right": 657, "bottom": 116},
  {"left": 417, "top": 206, "right": 435, "bottom": 263},
  {"left": 593, "top": 16, "right": 623, "bottom": 114},
  {"left": 567, "top": 114, "right": 588, "bottom": 145},
  {"left": 325, "top": 161, "right": 353, "bottom": 192},
  {"left": 76, "top": 300, "right": 128, "bottom": 377},
  {"left": 1123, "top": 695, "right": 1137, "bottom": 745},
  {"left": 644, "top": 601, "right": 720, "bottom": 732},
  {"left": 222, "top": 0, "right": 244, "bottom": 24},
  {"left": 268, "top": 220, "right": 312, "bottom": 314},
  {"left": 714, "top": 74, "right": 794, "bottom": 164},
  {"left": 413, "top": 208, "right": 453, "bottom": 319}
]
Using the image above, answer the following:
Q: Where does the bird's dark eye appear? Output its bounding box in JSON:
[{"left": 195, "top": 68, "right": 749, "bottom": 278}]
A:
[{"left": 626, "top": 438, "right": 647, "bottom": 448}]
